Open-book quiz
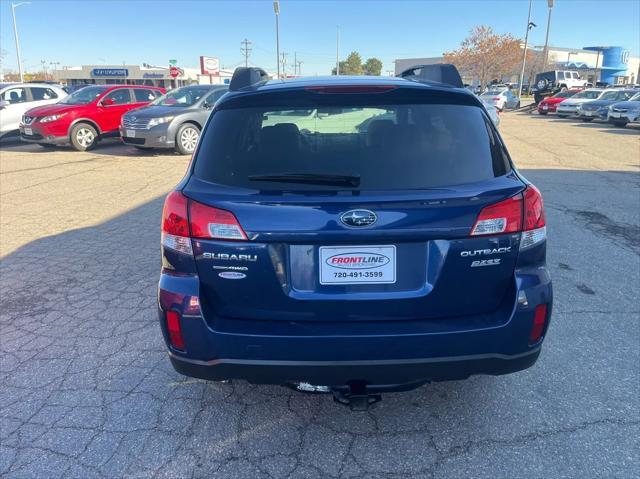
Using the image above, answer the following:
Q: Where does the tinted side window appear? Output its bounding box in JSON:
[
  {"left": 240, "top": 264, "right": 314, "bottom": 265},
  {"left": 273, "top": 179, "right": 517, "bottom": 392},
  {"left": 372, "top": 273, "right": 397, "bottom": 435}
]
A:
[
  {"left": 557, "top": 72, "right": 565, "bottom": 80},
  {"left": 30, "top": 87, "right": 59, "bottom": 101},
  {"left": 2, "top": 88, "right": 26, "bottom": 104},
  {"left": 134, "top": 89, "right": 157, "bottom": 102},
  {"left": 104, "top": 89, "right": 132, "bottom": 105}
]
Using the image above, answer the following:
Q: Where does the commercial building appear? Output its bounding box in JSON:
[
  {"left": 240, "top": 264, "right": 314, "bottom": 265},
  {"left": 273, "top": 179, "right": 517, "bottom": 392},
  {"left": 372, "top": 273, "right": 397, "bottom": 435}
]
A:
[
  {"left": 52, "top": 64, "right": 233, "bottom": 89},
  {"left": 395, "top": 45, "right": 639, "bottom": 86}
]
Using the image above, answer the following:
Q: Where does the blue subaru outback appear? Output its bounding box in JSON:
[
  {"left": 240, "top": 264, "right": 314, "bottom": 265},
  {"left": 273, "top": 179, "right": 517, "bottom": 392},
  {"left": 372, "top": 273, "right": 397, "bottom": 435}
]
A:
[{"left": 158, "top": 66, "right": 552, "bottom": 408}]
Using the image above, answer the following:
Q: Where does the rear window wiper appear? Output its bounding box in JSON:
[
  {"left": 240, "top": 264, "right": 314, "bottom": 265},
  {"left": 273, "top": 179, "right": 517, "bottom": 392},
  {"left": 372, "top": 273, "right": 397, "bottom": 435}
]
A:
[{"left": 249, "top": 173, "right": 361, "bottom": 187}]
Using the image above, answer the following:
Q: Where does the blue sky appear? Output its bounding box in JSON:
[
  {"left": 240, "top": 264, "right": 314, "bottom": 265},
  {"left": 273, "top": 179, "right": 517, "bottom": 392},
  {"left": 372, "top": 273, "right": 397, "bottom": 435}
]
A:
[{"left": 1, "top": 0, "right": 638, "bottom": 75}]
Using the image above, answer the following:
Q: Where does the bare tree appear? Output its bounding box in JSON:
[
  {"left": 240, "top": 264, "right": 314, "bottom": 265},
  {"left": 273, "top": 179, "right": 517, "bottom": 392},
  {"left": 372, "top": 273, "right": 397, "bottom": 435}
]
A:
[{"left": 444, "top": 26, "right": 522, "bottom": 87}]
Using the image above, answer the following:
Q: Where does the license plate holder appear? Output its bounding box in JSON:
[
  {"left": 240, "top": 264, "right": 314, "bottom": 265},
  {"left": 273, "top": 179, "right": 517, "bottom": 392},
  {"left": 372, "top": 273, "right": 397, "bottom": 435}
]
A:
[
  {"left": 126, "top": 129, "right": 135, "bottom": 137},
  {"left": 24, "top": 127, "right": 33, "bottom": 136},
  {"left": 319, "top": 245, "right": 396, "bottom": 285}
]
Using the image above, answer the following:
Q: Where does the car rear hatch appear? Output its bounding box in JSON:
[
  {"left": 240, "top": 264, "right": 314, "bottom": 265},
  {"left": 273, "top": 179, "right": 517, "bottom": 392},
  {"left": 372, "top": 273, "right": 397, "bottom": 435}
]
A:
[{"left": 181, "top": 85, "right": 526, "bottom": 323}]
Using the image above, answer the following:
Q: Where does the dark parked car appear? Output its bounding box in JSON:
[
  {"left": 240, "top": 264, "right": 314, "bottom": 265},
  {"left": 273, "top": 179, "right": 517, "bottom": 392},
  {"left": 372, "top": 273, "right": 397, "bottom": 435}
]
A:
[
  {"left": 607, "top": 91, "right": 640, "bottom": 127},
  {"left": 532, "top": 70, "right": 588, "bottom": 103},
  {"left": 120, "top": 84, "right": 228, "bottom": 154},
  {"left": 158, "top": 66, "right": 552, "bottom": 409},
  {"left": 577, "top": 89, "right": 638, "bottom": 122}
]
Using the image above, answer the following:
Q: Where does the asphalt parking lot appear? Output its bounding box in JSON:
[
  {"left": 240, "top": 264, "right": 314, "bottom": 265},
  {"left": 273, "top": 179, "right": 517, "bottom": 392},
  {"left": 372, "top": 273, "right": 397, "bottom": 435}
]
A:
[{"left": 1, "top": 115, "right": 639, "bottom": 479}]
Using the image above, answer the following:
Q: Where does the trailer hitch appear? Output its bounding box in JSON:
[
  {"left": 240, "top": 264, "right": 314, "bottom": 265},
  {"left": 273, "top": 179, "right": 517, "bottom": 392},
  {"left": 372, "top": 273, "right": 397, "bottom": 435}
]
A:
[{"left": 331, "top": 382, "right": 381, "bottom": 411}]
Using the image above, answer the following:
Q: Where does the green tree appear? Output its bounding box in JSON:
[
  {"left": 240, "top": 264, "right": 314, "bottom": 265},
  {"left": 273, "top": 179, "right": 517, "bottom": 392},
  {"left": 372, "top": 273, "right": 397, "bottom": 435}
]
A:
[
  {"left": 332, "top": 51, "right": 364, "bottom": 75},
  {"left": 363, "top": 58, "right": 383, "bottom": 76}
]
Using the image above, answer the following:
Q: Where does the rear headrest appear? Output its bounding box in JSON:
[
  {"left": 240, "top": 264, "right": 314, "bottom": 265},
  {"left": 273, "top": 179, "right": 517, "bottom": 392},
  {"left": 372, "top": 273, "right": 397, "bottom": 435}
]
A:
[
  {"left": 367, "top": 119, "right": 395, "bottom": 147},
  {"left": 261, "top": 123, "right": 300, "bottom": 152}
]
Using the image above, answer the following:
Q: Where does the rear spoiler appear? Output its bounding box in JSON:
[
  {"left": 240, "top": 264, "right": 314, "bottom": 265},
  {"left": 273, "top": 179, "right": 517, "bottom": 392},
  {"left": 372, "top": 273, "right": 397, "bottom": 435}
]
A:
[
  {"left": 229, "top": 67, "right": 270, "bottom": 91},
  {"left": 398, "top": 64, "right": 464, "bottom": 88}
]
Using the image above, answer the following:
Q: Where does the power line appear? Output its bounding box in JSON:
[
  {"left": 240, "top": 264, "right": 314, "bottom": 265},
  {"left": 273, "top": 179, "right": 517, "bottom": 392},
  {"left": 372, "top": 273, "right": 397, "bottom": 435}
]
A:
[{"left": 240, "top": 38, "right": 252, "bottom": 68}]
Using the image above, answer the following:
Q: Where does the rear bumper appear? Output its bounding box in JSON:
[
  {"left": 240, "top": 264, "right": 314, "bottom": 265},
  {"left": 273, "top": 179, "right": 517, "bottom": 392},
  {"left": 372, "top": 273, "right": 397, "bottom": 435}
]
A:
[
  {"left": 159, "top": 266, "right": 552, "bottom": 388},
  {"left": 169, "top": 348, "right": 541, "bottom": 387}
]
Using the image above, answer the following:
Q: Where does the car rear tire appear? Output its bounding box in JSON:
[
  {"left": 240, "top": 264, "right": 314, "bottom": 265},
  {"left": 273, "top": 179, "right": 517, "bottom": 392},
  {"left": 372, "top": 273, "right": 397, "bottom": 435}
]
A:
[
  {"left": 539, "top": 111, "right": 548, "bottom": 116},
  {"left": 175, "top": 124, "right": 200, "bottom": 155},
  {"left": 612, "top": 120, "right": 628, "bottom": 128},
  {"left": 560, "top": 85, "right": 568, "bottom": 92},
  {"left": 70, "top": 123, "right": 98, "bottom": 151}
]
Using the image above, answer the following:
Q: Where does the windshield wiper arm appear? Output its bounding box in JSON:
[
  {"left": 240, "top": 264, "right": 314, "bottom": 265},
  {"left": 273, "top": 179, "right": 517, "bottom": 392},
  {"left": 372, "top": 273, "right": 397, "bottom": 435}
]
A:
[{"left": 249, "top": 173, "right": 361, "bottom": 187}]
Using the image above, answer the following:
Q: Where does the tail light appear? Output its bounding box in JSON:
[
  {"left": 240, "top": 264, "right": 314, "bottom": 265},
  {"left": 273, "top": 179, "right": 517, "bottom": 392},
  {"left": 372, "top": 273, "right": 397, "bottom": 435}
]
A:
[
  {"left": 161, "top": 191, "right": 192, "bottom": 255},
  {"left": 189, "top": 201, "right": 247, "bottom": 240},
  {"left": 520, "top": 185, "right": 546, "bottom": 250},
  {"left": 161, "top": 191, "right": 247, "bottom": 254},
  {"left": 471, "top": 196, "right": 522, "bottom": 236},
  {"left": 305, "top": 85, "right": 397, "bottom": 94},
  {"left": 165, "top": 310, "right": 185, "bottom": 350},
  {"left": 470, "top": 185, "right": 547, "bottom": 249},
  {"left": 493, "top": 97, "right": 501, "bottom": 101},
  {"left": 529, "top": 304, "right": 548, "bottom": 343}
]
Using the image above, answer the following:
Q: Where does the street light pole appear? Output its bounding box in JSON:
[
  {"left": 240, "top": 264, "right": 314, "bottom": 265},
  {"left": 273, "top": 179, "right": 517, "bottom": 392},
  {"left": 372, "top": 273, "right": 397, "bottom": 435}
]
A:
[
  {"left": 517, "top": 0, "right": 535, "bottom": 99},
  {"left": 542, "top": 0, "right": 554, "bottom": 69},
  {"left": 11, "top": 2, "right": 30, "bottom": 83},
  {"left": 273, "top": 1, "right": 280, "bottom": 78},
  {"left": 336, "top": 26, "right": 340, "bottom": 75}
]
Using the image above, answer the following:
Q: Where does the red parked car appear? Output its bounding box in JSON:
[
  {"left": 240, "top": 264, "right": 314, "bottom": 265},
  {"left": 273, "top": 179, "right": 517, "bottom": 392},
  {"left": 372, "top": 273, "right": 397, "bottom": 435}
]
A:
[
  {"left": 537, "top": 89, "right": 582, "bottom": 115},
  {"left": 19, "top": 85, "right": 165, "bottom": 150}
]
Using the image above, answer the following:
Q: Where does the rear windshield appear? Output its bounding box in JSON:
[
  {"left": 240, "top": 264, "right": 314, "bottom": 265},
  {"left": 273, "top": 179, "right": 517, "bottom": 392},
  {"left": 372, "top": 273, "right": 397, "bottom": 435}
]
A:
[
  {"left": 573, "top": 90, "right": 601, "bottom": 99},
  {"left": 553, "top": 90, "right": 577, "bottom": 99},
  {"left": 194, "top": 103, "right": 510, "bottom": 191}
]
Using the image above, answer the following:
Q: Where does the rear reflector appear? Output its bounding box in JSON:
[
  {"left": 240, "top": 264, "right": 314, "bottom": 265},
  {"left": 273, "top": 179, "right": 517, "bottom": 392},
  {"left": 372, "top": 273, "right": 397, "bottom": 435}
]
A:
[
  {"left": 529, "top": 304, "right": 548, "bottom": 343},
  {"left": 166, "top": 310, "right": 185, "bottom": 350},
  {"left": 189, "top": 200, "right": 247, "bottom": 240},
  {"left": 471, "top": 195, "right": 522, "bottom": 236}
]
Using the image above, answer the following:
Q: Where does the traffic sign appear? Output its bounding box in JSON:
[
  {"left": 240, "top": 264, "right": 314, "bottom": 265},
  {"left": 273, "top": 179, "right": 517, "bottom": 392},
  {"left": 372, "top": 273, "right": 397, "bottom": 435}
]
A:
[
  {"left": 169, "top": 59, "right": 177, "bottom": 66},
  {"left": 169, "top": 66, "right": 184, "bottom": 78}
]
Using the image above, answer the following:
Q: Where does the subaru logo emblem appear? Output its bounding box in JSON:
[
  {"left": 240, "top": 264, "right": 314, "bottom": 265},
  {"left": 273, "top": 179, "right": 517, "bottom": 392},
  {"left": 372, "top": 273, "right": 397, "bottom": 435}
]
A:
[{"left": 340, "top": 209, "right": 377, "bottom": 227}]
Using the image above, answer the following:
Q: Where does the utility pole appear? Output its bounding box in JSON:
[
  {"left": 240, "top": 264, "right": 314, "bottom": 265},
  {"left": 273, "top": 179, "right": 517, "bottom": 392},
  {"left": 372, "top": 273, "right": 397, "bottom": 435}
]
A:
[
  {"left": 49, "top": 61, "right": 60, "bottom": 81},
  {"left": 293, "top": 52, "right": 297, "bottom": 75},
  {"left": 11, "top": 2, "right": 30, "bottom": 83},
  {"left": 280, "top": 52, "right": 288, "bottom": 77},
  {"left": 296, "top": 60, "right": 303, "bottom": 76},
  {"left": 273, "top": 1, "right": 280, "bottom": 78},
  {"left": 335, "top": 26, "right": 340, "bottom": 75},
  {"left": 542, "top": 0, "right": 554, "bottom": 69},
  {"left": 517, "top": 0, "right": 536, "bottom": 99},
  {"left": 241, "top": 38, "right": 252, "bottom": 67},
  {"left": 40, "top": 60, "right": 47, "bottom": 80}
]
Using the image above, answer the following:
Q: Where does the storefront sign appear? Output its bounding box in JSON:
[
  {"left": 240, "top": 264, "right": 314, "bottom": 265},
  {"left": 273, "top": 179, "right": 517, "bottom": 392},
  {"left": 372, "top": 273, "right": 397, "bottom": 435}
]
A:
[
  {"left": 200, "top": 56, "right": 220, "bottom": 75},
  {"left": 143, "top": 73, "right": 165, "bottom": 79},
  {"left": 91, "top": 68, "right": 128, "bottom": 77}
]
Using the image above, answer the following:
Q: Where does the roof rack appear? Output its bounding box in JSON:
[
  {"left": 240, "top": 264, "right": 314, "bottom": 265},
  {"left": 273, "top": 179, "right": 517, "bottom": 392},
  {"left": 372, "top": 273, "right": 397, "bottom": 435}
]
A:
[
  {"left": 398, "top": 64, "right": 463, "bottom": 88},
  {"left": 229, "top": 67, "right": 270, "bottom": 91}
]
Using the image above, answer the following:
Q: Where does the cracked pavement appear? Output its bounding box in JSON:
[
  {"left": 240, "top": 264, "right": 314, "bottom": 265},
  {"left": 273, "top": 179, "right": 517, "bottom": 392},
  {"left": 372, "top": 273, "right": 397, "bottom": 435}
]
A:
[{"left": 1, "top": 116, "right": 639, "bottom": 478}]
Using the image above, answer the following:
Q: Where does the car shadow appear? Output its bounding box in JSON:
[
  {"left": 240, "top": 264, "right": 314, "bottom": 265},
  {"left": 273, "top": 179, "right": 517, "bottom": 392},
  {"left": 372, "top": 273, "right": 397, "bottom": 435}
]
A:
[
  {"left": 0, "top": 136, "right": 187, "bottom": 158},
  {"left": 1, "top": 168, "right": 639, "bottom": 476}
]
